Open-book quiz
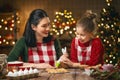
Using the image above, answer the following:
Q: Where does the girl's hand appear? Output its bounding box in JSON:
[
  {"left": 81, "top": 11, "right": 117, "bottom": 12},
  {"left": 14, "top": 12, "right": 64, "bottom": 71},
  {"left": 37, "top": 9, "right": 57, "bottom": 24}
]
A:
[
  {"left": 59, "top": 54, "right": 68, "bottom": 62},
  {"left": 87, "top": 64, "right": 102, "bottom": 69},
  {"left": 79, "top": 64, "right": 88, "bottom": 68},
  {"left": 62, "top": 58, "right": 73, "bottom": 67}
]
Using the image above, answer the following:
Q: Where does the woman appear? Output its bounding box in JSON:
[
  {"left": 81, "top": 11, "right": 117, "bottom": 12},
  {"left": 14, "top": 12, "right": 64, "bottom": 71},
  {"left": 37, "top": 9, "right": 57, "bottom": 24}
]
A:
[{"left": 7, "top": 9, "right": 63, "bottom": 68}]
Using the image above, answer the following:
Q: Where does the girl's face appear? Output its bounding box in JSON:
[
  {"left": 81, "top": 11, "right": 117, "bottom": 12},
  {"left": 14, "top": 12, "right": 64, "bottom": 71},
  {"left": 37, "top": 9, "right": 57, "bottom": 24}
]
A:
[
  {"left": 32, "top": 17, "right": 51, "bottom": 38},
  {"left": 76, "top": 26, "right": 93, "bottom": 43}
]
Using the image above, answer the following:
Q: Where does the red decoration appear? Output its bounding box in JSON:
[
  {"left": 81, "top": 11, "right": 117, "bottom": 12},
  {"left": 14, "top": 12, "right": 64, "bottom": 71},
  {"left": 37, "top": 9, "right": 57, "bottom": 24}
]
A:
[{"left": 5, "top": 34, "right": 13, "bottom": 40}]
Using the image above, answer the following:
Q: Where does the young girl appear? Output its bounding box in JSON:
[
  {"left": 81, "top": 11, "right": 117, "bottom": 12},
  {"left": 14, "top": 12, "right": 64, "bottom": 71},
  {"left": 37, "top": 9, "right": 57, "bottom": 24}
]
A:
[
  {"left": 7, "top": 9, "right": 63, "bottom": 68},
  {"left": 62, "top": 10, "right": 104, "bottom": 68}
]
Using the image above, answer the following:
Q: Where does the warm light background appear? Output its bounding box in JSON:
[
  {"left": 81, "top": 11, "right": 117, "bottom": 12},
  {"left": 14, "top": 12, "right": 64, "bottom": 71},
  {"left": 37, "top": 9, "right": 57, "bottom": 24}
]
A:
[{"left": 0, "top": 0, "right": 120, "bottom": 39}]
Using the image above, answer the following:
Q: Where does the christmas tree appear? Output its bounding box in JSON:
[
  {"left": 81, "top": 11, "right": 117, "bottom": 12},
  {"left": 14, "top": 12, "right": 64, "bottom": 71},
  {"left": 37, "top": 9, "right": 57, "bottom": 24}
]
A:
[
  {"left": 50, "top": 10, "right": 76, "bottom": 52},
  {"left": 97, "top": 0, "right": 120, "bottom": 65},
  {"left": 0, "top": 12, "right": 20, "bottom": 46}
]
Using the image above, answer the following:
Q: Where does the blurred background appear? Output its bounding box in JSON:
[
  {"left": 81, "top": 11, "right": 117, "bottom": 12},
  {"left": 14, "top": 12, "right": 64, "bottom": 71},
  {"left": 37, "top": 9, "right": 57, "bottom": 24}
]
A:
[{"left": 0, "top": 0, "right": 120, "bottom": 65}]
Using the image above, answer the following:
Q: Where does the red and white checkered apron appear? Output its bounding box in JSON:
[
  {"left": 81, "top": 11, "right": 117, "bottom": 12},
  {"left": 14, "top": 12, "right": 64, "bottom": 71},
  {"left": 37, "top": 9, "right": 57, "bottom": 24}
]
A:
[
  {"left": 28, "top": 41, "right": 56, "bottom": 66},
  {"left": 75, "top": 38, "right": 91, "bottom": 64}
]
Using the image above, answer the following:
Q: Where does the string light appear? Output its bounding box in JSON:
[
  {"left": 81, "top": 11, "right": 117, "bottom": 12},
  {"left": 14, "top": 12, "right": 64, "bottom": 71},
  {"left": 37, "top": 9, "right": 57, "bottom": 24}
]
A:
[
  {"left": 106, "top": 0, "right": 109, "bottom": 2},
  {"left": 50, "top": 33, "right": 53, "bottom": 35},
  {"left": 51, "top": 10, "right": 76, "bottom": 37},
  {"left": 57, "top": 33, "right": 59, "bottom": 35},
  {"left": 109, "top": 44, "right": 111, "bottom": 47},
  {"left": 0, "top": 25, "right": 2, "bottom": 28},
  {"left": 111, "top": 25, "right": 114, "bottom": 27},
  {"left": 107, "top": 3, "right": 110, "bottom": 6},
  {"left": 117, "top": 30, "right": 119, "bottom": 33},
  {"left": 103, "top": 8, "right": 106, "bottom": 12},
  {"left": 106, "top": 0, "right": 112, "bottom": 6},
  {"left": 107, "top": 41, "right": 109, "bottom": 43},
  {"left": 69, "top": 31, "right": 72, "bottom": 34},
  {"left": 109, "top": 54, "right": 112, "bottom": 57},
  {"left": 73, "top": 28, "right": 76, "bottom": 31},
  {"left": 104, "top": 39, "right": 106, "bottom": 42},
  {"left": 53, "top": 19, "right": 57, "bottom": 22},
  {"left": 113, "top": 57, "right": 115, "bottom": 59},
  {"left": 107, "top": 18, "right": 110, "bottom": 20},
  {"left": 60, "top": 29, "right": 63, "bottom": 34},
  {"left": 3, "top": 39, "right": 6, "bottom": 42},
  {"left": 101, "top": 18, "right": 104, "bottom": 21},
  {"left": 4, "top": 21, "right": 7, "bottom": 24},
  {"left": 106, "top": 60, "right": 108, "bottom": 62},
  {"left": 6, "top": 41, "right": 9, "bottom": 44},
  {"left": 73, "top": 20, "right": 76, "bottom": 23},
  {"left": 62, "top": 22, "right": 65, "bottom": 26},
  {"left": 12, "top": 41, "right": 15, "bottom": 45},
  {"left": 1, "top": 19, "right": 4, "bottom": 22},
  {"left": 112, "top": 28, "right": 114, "bottom": 30},
  {"left": 16, "top": 12, "right": 19, "bottom": 16},
  {"left": 101, "top": 23, "right": 104, "bottom": 26},
  {"left": 11, "top": 15, "right": 14, "bottom": 18},
  {"left": 11, "top": 24, "right": 14, "bottom": 27},
  {"left": 98, "top": 24, "right": 100, "bottom": 27},
  {"left": 66, "top": 22, "right": 69, "bottom": 24},
  {"left": 96, "top": 35, "right": 99, "bottom": 38},
  {"left": 101, "top": 31, "right": 104, "bottom": 34},
  {"left": 106, "top": 25, "right": 110, "bottom": 29},
  {"left": 118, "top": 38, "right": 120, "bottom": 42},
  {"left": 61, "top": 13, "right": 64, "bottom": 16},
  {"left": 52, "top": 25, "right": 56, "bottom": 28},
  {"left": 55, "top": 12, "right": 58, "bottom": 15},
  {"left": 12, "top": 20, "right": 14, "bottom": 23},
  {"left": 10, "top": 28, "right": 13, "bottom": 31},
  {"left": 5, "top": 27, "right": 8, "bottom": 30},
  {"left": 114, "top": 22, "right": 116, "bottom": 25},
  {"left": 110, "top": 61, "right": 112, "bottom": 63}
]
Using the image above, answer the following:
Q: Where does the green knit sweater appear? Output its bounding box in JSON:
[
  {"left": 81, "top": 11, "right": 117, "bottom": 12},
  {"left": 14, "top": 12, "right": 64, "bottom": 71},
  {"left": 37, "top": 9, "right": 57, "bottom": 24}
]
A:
[{"left": 7, "top": 37, "right": 62, "bottom": 62}]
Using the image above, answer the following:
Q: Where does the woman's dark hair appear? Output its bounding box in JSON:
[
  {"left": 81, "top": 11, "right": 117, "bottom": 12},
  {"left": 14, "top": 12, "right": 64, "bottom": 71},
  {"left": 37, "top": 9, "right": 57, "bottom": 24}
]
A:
[
  {"left": 23, "top": 9, "right": 52, "bottom": 47},
  {"left": 76, "top": 10, "right": 97, "bottom": 34}
]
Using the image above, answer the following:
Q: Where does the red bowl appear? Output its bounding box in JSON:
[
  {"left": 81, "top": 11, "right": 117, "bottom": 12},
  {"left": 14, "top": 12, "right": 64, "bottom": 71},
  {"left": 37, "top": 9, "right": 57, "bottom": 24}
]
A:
[{"left": 7, "top": 61, "right": 23, "bottom": 67}]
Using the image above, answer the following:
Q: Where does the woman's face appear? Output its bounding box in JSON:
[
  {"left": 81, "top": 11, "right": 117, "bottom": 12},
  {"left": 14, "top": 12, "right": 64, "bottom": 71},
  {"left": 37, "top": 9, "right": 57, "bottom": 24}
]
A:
[
  {"left": 76, "top": 26, "right": 93, "bottom": 43},
  {"left": 32, "top": 17, "right": 51, "bottom": 38}
]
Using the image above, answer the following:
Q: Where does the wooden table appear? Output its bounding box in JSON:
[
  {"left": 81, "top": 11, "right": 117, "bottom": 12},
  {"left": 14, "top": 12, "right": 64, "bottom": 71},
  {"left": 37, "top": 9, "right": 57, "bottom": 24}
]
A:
[{"left": 27, "top": 69, "right": 95, "bottom": 80}]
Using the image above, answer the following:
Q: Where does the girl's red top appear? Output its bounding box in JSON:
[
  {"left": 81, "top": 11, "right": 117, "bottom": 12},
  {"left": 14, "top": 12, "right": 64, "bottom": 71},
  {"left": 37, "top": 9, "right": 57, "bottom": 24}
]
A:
[{"left": 70, "top": 38, "right": 104, "bottom": 66}]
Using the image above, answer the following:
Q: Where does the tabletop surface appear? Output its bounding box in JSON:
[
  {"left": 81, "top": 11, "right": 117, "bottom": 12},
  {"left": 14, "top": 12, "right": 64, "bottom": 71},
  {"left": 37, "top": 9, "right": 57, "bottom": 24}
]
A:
[{"left": 27, "top": 69, "right": 95, "bottom": 80}]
